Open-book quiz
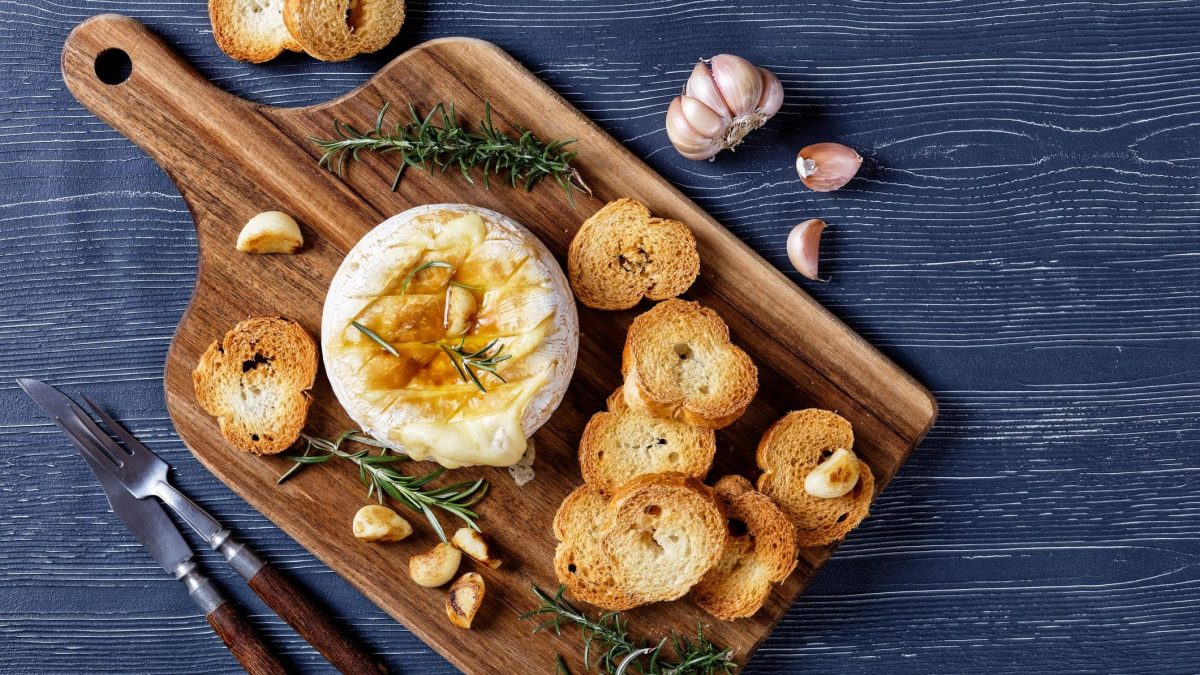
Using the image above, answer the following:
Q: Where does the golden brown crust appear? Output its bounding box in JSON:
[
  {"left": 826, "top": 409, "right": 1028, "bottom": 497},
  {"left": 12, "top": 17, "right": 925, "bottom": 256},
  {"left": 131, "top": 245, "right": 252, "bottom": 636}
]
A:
[
  {"left": 692, "top": 475, "right": 798, "bottom": 620},
  {"left": 600, "top": 472, "right": 727, "bottom": 604},
  {"left": 620, "top": 299, "right": 758, "bottom": 429},
  {"left": 192, "top": 316, "right": 317, "bottom": 454},
  {"left": 578, "top": 390, "right": 716, "bottom": 496},
  {"left": 567, "top": 198, "right": 699, "bottom": 310},
  {"left": 755, "top": 409, "right": 875, "bottom": 547},
  {"left": 209, "top": 0, "right": 297, "bottom": 63},
  {"left": 552, "top": 485, "right": 644, "bottom": 610},
  {"left": 283, "top": 0, "right": 406, "bottom": 62}
]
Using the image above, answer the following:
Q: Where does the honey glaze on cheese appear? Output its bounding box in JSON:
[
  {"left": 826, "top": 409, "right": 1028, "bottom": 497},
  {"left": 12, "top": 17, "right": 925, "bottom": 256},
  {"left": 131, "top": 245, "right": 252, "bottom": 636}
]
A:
[{"left": 322, "top": 206, "right": 577, "bottom": 469}]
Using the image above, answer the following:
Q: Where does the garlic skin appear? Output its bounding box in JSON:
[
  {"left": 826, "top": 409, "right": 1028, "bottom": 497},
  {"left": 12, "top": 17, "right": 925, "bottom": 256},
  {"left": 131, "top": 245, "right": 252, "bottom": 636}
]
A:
[
  {"left": 787, "top": 219, "right": 827, "bottom": 281},
  {"left": 666, "top": 55, "right": 784, "bottom": 160},
  {"left": 796, "top": 143, "right": 862, "bottom": 192}
]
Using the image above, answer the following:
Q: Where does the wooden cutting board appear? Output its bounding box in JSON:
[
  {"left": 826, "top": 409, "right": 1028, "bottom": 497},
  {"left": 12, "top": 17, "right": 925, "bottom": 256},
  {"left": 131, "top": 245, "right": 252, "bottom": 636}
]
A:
[{"left": 62, "top": 14, "right": 936, "bottom": 673}]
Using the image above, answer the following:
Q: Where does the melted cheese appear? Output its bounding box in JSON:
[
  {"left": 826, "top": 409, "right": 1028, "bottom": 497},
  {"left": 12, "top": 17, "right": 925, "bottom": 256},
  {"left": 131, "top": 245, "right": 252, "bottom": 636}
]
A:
[{"left": 322, "top": 205, "right": 577, "bottom": 469}]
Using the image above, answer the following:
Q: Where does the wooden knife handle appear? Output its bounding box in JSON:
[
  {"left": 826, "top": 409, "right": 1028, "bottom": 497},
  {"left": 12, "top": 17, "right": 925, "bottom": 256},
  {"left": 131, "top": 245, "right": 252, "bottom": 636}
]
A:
[
  {"left": 248, "top": 563, "right": 388, "bottom": 675},
  {"left": 206, "top": 601, "right": 288, "bottom": 675}
]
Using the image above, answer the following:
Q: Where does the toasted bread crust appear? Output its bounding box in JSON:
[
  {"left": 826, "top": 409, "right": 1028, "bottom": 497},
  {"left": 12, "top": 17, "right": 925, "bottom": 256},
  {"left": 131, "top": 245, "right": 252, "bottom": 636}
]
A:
[
  {"left": 601, "top": 472, "right": 727, "bottom": 604},
  {"left": 578, "top": 389, "right": 716, "bottom": 495},
  {"left": 210, "top": 0, "right": 299, "bottom": 63},
  {"left": 755, "top": 409, "right": 875, "bottom": 547},
  {"left": 283, "top": 0, "right": 405, "bottom": 61},
  {"left": 552, "top": 485, "right": 644, "bottom": 610},
  {"left": 621, "top": 299, "right": 757, "bottom": 429},
  {"left": 193, "top": 316, "right": 317, "bottom": 454},
  {"left": 692, "top": 475, "right": 798, "bottom": 620},
  {"left": 567, "top": 198, "right": 699, "bottom": 310}
]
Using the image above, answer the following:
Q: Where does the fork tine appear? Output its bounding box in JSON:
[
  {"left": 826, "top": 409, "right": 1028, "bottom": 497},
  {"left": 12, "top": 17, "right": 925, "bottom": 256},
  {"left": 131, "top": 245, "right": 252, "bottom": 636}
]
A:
[
  {"left": 58, "top": 405, "right": 126, "bottom": 469},
  {"left": 82, "top": 396, "right": 152, "bottom": 456}
]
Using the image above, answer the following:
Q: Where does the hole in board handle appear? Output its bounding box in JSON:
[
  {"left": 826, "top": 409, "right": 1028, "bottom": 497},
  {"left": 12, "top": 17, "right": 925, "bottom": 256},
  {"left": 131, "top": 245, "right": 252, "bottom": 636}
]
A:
[{"left": 95, "top": 48, "right": 132, "bottom": 85}]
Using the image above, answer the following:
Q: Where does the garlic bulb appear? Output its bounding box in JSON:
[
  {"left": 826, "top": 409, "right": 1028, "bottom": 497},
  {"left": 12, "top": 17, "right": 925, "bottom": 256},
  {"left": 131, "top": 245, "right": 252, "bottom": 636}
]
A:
[
  {"left": 787, "top": 219, "right": 827, "bottom": 281},
  {"left": 796, "top": 143, "right": 862, "bottom": 192},
  {"left": 666, "top": 55, "right": 784, "bottom": 160}
]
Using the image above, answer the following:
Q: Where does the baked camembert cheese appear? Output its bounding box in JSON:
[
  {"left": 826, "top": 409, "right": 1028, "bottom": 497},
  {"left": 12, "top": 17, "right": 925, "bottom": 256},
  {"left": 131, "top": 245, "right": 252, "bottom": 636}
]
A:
[{"left": 322, "top": 204, "right": 578, "bottom": 468}]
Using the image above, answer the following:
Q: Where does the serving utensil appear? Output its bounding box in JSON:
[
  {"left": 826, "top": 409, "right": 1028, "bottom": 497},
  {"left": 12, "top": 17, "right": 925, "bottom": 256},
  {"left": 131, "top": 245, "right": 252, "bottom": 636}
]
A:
[{"left": 19, "top": 378, "right": 386, "bottom": 675}]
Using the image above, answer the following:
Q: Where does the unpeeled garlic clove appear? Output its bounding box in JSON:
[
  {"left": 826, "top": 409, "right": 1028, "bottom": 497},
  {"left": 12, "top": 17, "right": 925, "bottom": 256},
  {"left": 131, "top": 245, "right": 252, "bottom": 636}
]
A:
[
  {"left": 796, "top": 143, "right": 862, "bottom": 192},
  {"left": 804, "top": 447, "right": 861, "bottom": 499},
  {"left": 786, "top": 219, "right": 827, "bottom": 281},
  {"left": 710, "top": 54, "right": 764, "bottom": 118}
]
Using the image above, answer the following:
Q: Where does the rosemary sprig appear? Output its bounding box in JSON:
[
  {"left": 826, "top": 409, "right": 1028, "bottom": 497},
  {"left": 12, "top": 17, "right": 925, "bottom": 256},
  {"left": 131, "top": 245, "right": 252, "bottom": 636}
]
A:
[
  {"left": 351, "top": 321, "right": 399, "bottom": 356},
  {"left": 439, "top": 336, "right": 511, "bottom": 393},
  {"left": 277, "top": 431, "right": 488, "bottom": 543},
  {"left": 521, "top": 585, "right": 736, "bottom": 675},
  {"left": 311, "top": 101, "right": 591, "bottom": 201},
  {"left": 401, "top": 260, "right": 453, "bottom": 294}
]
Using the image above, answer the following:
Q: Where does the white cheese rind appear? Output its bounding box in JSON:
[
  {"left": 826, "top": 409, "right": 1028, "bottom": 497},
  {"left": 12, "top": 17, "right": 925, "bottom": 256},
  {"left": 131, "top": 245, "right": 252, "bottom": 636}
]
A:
[{"left": 322, "top": 204, "right": 579, "bottom": 469}]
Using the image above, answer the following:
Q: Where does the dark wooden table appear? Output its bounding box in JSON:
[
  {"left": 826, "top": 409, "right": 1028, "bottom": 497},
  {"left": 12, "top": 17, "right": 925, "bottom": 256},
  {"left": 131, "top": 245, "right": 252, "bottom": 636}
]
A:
[{"left": 2, "top": 1, "right": 1198, "bottom": 673}]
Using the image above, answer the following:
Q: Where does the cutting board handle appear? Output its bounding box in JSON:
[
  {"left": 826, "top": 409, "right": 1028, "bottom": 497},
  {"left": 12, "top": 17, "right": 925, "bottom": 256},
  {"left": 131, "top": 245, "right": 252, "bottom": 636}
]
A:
[{"left": 61, "top": 15, "right": 240, "bottom": 169}]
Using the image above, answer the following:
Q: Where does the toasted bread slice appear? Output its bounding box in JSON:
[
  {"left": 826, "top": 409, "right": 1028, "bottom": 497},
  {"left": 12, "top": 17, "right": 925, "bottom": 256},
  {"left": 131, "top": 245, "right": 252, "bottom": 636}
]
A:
[
  {"left": 193, "top": 316, "right": 318, "bottom": 454},
  {"left": 578, "top": 390, "right": 716, "bottom": 496},
  {"left": 210, "top": 0, "right": 302, "bottom": 63},
  {"left": 283, "top": 0, "right": 405, "bottom": 62},
  {"left": 567, "top": 198, "right": 700, "bottom": 310},
  {"left": 601, "top": 473, "right": 726, "bottom": 604},
  {"left": 621, "top": 299, "right": 757, "bottom": 429},
  {"left": 755, "top": 409, "right": 875, "bottom": 546},
  {"left": 553, "top": 485, "right": 644, "bottom": 610},
  {"left": 691, "top": 475, "right": 798, "bottom": 620}
]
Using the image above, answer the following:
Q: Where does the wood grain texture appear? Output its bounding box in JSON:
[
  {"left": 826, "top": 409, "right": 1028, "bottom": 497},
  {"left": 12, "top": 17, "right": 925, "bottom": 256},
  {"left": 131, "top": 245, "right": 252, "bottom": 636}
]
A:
[
  {"left": 1, "top": 0, "right": 1198, "bottom": 673},
  {"left": 56, "top": 14, "right": 933, "bottom": 674},
  {"left": 205, "top": 601, "right": 288, "bottom": 675}
]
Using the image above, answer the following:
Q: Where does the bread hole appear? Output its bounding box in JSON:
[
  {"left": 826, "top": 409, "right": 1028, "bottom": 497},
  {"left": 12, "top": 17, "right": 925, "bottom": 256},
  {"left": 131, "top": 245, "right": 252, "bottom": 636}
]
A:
[
  {"left": 241, "top": 352, "right": 271, "bottom": 372},
  {"left": 818, "top": 448, "right": 833, "bottom": 461},
  {"left": 596, "top": 450, "right": 604, "bottom": 459},
  {"left": 638, "top": 530, "right": 664, "bottom": 555},
  {"left": 250, "top": 434, "right": 260, "bottom": 442},
  {"left": 567, "top": 563, "right": 577, "bottom": 574},
  {"left": 667, "top": 451, "right": 680, "bottom": 463},
  {"left": 673, "top": 343, "right": 692, "bottom": 360},
  {"left": 836, "top": 512, "right": 848, "bottom": 523},
  {"left": 698, "top": 385, "right": 709, "bottom": 395},
  {"left": 345, "top": 0, "right": 367, "bottom": 32},
  {"left": 94, "top": 48, "right": 132, "bottom": 86},
  {"left": 728, "top": 518, "right": 749, "bottom": 537},
  {"left": 656, "top": 438, "right": 667, "bottom": 445},
  {"left": 644, "top": 505, "right": 661, "bottom": 517}
]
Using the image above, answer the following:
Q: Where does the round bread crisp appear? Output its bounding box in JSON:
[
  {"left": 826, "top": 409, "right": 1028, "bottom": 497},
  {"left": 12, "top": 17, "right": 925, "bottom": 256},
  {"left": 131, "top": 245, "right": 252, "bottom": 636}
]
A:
[
  {"left": 621, "top": 299, "right": 758, "bottom": 429},
  {"left": 322, "top": 204, "right": 578, "bottom": 469},
  {"left": 755, "top": 409, "right": 875, "bottom": 547},
  {"left": 553, "top": 485, "right": 644, "bottom": 610},
  {"left": 567, "top": 198, "right": 699, "bottom": 310},
  {"left": 283, "top": 0, "right": 405, "bottom": 61},
  {"left": 691, "top": 475, "right": 798, "bottom": 620},
  {"left": 600, "top": 472, "right": 727, "bottom": 604},
  {"left": 192, "top": 316, "right": 318, "bottom": 455},
  {"left": 210, "top": 0, "right": 302, "bottom": 63},
  {"left": 578, "top": 389, "right": 716, "bottom": 496}
]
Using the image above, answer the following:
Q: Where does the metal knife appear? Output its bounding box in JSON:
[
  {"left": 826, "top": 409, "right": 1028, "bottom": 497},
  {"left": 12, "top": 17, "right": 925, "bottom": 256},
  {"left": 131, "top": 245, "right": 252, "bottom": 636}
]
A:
[
  {"left": 20, "top": 378, "right": 386, "bottom": 675},
  {"left": 18, "top": 378, "right": 285, "bottom": 675}
]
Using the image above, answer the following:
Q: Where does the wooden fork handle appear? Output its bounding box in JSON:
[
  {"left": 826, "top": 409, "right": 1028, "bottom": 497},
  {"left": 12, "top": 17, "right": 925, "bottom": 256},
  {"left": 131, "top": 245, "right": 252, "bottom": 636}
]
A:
[
  {"left": 206, "top": 601, "right": 288, "bottom": 675},
  {"left": 246, "top": 562, "right": 388, "bottom": 675}
]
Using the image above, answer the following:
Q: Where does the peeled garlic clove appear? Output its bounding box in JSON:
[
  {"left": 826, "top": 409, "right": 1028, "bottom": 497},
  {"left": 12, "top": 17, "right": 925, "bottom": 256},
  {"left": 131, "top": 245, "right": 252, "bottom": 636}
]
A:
[
  {"left": 804, "top": 447, "right": 861, "bottom": 498},
  {"left": 756, "top": 68, "right": 784, "bottom": 118},
  {"left": 710, "top": 54, "right": 763, "bottom": 118},
  {"left": 684, "top": 61, "right": 732, "bottom": 121},
  {"left": 666, "top": 97, "right": 721, "bottom": 160},
  {"left": 443, "top": 285, "right": 477, "bottom": 337},
  {"left": 796, "top": 143, "right": 862, "bottom": 192},
  {"left": 787, "top": 219, "right": 827, "bottom": 281}
]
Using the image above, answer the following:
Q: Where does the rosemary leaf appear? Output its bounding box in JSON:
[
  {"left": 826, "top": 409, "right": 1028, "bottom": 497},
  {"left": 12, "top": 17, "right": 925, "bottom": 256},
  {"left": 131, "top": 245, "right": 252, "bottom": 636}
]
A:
[
  {"left": 277, "top": 432, "right": 487, "bottom": 544},
  {"left": 521, "top": 585, "right": 737, "bottom": 675},
  {"left": 401, "top": 260, "right": 453, "bottom": 294},
  {"left": 310, "top": 101, "right": 590, "bottom": 202},
  {"left": 351, "top": 321, "right": 399, "bottom": 356}
]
